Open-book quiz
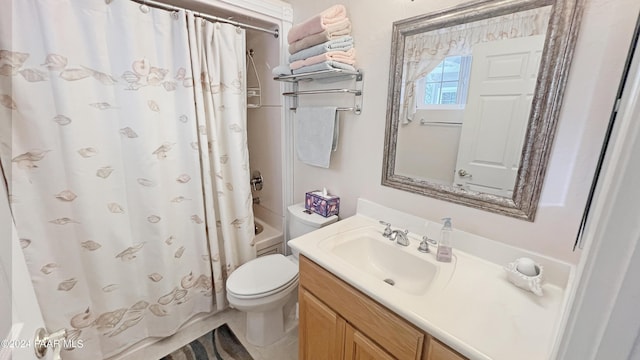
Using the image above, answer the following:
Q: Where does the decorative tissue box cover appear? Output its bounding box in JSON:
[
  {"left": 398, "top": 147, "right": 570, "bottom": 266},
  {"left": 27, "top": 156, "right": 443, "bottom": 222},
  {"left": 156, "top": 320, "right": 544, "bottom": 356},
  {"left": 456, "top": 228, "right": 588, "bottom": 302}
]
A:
[{"left": 305, "top": 191, "right": 340, "bottom": 217}]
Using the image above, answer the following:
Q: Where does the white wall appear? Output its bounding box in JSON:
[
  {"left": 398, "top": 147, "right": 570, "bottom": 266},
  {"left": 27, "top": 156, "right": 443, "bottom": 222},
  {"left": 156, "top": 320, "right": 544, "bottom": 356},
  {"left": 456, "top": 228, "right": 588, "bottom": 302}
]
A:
[
  {"left": 395, "top": 122, "right": 460, "bottom": 184},
  {"left": 246, "top": 29, "right": 285, "bottom": 228},
  {"left": 557, "top": 39, "right": 640, "bottom": 359},
  {"left": 288, "top": 0, "right": 640, "bottom": 263}
]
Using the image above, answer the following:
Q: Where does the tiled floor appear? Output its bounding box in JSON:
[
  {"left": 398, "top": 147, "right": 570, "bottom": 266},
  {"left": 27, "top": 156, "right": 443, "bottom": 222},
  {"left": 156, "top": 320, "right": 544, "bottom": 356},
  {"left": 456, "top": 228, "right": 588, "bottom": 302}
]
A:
[
  {"left": 224, "top": 308, "right": 299, "bottom": 360},
  {"left": 112, "top": 308, "right": 298, "bottom": 360}
]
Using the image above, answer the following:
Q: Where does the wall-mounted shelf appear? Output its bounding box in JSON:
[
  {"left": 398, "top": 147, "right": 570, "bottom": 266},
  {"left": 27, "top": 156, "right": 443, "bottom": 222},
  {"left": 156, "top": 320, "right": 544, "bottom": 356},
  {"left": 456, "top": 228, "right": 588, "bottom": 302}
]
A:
[
  {"left": 274, "top": 68, "right": 361, "bottom": 82},
  {"left": 274, "top": 69, "right": 363, "bottom": 114}
]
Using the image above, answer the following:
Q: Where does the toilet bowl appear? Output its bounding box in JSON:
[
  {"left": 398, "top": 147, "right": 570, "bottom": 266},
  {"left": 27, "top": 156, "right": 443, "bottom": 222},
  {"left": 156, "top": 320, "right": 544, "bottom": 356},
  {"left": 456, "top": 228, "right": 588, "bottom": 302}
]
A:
[
  {"left": 226, "top": 204, "right": 338, "bottom": 346},
  {"left": 226, "top": 254, "right": 298, "bottom": 346}
]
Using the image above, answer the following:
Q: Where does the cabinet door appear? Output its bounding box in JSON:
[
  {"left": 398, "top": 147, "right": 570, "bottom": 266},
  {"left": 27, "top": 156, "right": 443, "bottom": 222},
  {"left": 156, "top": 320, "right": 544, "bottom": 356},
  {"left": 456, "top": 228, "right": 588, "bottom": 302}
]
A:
[
  {"left": 344, "top": 323, "right": 395, "bottom": 360},
  {"left": 427, "top": 338, "right": 466, "bottom": 360},
  {"left": 300, "top": 256, "right": 424, "bottom": 360},
  {"left": 299, "top": 287, "right": 346, "bottom": 360}
]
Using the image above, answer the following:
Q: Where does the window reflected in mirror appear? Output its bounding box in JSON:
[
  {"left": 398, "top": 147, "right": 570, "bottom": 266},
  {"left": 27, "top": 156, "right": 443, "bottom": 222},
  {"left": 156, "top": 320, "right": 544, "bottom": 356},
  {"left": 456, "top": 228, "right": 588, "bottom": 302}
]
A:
[{"left": 418, "top": 55, "right": 471, "bottom": 109}]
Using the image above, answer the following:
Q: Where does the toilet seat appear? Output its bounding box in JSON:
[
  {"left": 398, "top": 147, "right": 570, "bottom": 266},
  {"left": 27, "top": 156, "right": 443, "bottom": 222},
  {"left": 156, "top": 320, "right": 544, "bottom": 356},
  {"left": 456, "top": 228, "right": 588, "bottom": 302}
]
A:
[
  {"left": 227, "top": 254, "right": 298, "bottom": 300},
  {"left": 228, "top": 276, "right": 298, "bottom": 300}
]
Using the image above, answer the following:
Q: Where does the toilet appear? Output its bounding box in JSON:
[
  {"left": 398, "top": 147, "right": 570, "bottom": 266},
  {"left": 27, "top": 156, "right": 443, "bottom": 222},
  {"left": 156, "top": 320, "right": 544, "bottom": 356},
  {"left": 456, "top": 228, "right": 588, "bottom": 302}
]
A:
[{"left": 226, "top": 203, "right": 338, "bottom": 346}]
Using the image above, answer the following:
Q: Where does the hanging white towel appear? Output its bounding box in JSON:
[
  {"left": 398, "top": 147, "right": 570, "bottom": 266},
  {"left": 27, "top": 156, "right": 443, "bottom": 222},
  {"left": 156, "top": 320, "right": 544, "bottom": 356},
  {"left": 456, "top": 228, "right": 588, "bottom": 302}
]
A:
[{"left": 295, "top": 106, "right": 339, "bottom": 168}]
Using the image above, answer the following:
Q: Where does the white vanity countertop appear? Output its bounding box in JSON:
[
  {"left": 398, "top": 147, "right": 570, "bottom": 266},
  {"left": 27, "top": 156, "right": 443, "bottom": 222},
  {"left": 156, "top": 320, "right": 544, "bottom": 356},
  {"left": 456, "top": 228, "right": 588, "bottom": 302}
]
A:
[{"left": 288, "top": 212, "right": 573, "bottom": 360}]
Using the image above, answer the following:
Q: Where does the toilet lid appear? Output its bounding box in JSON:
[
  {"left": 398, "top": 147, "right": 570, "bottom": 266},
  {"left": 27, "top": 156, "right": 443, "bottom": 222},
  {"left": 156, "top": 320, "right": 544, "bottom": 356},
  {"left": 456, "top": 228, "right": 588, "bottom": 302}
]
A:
[{"left": 226, "top": 254, "right": 298, "bottom": 297}]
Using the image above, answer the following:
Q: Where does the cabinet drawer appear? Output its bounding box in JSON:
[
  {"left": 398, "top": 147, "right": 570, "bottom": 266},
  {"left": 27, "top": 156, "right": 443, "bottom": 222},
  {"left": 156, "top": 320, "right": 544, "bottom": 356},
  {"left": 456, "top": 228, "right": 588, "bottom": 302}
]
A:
[{"left": 300, "top": 256, "right": 424, "bottom": 360}]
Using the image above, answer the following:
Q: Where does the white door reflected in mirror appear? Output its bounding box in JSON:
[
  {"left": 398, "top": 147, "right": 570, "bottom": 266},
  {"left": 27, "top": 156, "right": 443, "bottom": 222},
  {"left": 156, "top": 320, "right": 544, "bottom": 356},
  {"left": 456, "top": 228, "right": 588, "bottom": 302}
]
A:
[{"left": 454, "top": 35, "right": 545, "bottom": 197}]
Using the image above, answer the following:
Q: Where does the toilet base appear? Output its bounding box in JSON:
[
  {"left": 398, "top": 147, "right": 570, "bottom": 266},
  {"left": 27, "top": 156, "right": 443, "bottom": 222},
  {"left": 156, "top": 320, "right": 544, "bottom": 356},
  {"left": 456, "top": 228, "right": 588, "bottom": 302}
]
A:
[
  {"left": 245, "top": 307, "right": 284, "bottom": 346},
  {"left": 226, "top": 255, "right": 300, "bottom": 347}
]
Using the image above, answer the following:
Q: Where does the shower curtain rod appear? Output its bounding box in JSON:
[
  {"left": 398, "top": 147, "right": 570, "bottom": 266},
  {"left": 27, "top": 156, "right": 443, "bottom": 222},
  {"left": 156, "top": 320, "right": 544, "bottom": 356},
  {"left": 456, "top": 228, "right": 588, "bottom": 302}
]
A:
[{"left": 129, "top": 0, "right": 280, "bottom": 38}]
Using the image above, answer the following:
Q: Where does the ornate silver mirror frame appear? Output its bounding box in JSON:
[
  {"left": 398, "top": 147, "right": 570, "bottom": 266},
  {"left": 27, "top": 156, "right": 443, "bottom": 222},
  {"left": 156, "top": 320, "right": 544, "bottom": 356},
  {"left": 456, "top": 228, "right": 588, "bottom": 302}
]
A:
[{"left": 382, "top": 0, "right": 584, "bottom": 221}]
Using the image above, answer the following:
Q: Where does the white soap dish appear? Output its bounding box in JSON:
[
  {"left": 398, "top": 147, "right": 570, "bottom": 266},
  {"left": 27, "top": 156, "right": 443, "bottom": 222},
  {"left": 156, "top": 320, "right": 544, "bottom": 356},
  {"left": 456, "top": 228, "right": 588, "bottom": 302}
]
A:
[{"left": 504, "top": 257, "right": 544, "bottom": 296}]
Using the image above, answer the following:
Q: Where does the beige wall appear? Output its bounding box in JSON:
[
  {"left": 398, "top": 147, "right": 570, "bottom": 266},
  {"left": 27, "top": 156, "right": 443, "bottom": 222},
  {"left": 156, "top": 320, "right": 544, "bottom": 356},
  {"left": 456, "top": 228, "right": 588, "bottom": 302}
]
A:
[{"left": 288, "top": 0, "right": 640, "bottom": 263}]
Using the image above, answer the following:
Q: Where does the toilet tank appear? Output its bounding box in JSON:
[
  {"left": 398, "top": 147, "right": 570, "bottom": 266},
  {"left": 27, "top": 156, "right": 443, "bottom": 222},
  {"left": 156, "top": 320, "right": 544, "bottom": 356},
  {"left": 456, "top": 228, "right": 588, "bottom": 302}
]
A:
[{"left": 287, "top": 203, "right": 338, "bottom": 240}]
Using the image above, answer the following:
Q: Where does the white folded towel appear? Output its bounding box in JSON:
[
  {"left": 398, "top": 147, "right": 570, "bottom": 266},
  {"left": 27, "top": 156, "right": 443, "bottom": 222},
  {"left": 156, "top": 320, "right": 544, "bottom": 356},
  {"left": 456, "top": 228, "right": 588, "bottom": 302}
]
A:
[
  {"left": 292, "top": 60, "right": 356, "bottom": 75},
  {"left": 271, "top": 64, "right": 292, "bottom": 77},
  {"left": 295, "top": 106, "right": 339, "bottom": 168}
]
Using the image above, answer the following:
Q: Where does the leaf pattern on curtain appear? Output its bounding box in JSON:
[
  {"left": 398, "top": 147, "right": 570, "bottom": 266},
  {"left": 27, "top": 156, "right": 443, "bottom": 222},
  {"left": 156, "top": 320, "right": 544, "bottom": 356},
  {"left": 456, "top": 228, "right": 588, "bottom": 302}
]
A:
[{"left": 0, "top": 1, "right": 246, "bottom": 359}]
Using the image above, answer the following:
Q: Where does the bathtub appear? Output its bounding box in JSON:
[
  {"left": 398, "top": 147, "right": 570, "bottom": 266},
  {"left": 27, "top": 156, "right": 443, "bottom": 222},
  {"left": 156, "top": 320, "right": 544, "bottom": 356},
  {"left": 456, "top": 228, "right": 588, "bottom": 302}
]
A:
[{"left": 254, "top": 217, "right": 284, "bottom": 256}]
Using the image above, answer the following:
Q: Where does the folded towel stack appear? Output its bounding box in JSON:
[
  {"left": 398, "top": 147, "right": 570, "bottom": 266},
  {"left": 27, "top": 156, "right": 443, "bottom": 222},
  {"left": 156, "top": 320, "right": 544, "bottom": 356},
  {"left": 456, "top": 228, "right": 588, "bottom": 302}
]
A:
[
  {"left": 271, "top": 64, "right": 292, "bottom": 77},
  {"left": 290, "top": 48, "right": 356, "bottom": 70},
  {"left": 283, "top": 4, "right": 356, "bottom": 75}
]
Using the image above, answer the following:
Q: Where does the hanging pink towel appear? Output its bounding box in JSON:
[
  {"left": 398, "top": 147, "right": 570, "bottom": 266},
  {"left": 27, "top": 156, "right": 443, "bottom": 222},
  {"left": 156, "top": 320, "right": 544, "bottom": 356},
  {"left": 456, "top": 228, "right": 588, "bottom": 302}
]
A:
[{"left": 287, "top": 4, "right": 348, "bottom": 44}]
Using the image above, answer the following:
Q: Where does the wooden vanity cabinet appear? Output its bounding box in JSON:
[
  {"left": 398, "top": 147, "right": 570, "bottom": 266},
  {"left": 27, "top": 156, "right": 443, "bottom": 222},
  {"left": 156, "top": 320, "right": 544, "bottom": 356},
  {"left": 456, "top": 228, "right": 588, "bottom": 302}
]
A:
[
  {"left": 299, "top": 287, "right": 345, "bottom": 360},
  {"left": 298, "top": 255, "right": 467, "bottom": 360}
]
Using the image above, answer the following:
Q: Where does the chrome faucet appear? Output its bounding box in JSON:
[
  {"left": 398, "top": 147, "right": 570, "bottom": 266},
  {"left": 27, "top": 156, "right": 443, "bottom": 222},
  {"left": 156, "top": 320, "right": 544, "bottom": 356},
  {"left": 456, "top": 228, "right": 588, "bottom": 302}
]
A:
[
  {"left": 379, "top": 221, "right": 411, "bottom": 246},
  {"left": 390, "top": 229, "right": 410, "bottom": 246}
]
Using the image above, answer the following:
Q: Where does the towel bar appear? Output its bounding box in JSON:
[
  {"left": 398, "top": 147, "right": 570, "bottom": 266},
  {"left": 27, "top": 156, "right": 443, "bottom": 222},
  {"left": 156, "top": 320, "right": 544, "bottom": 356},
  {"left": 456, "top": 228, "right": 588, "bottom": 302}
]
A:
[
  {"left": 419, "top": 120, "right": 463, "bottom": 126},
  {"left": 287, "top": 106, "right": 360, "bottom": 112},
  {"left": 274, "top": 69, "right": 360, "bottom": 82},
  {"left": 275, "top": 69, "right": 363, "bottom": 115},
  {"left": 282, "top": 88, "right": 361, "bottom": 96}
]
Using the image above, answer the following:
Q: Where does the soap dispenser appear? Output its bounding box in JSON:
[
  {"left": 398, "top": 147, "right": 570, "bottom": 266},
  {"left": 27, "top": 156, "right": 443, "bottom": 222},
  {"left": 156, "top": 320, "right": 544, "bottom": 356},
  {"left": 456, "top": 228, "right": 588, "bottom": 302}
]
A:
[{"left": 436, "top": 217, "right": 453, "bottom": 262}]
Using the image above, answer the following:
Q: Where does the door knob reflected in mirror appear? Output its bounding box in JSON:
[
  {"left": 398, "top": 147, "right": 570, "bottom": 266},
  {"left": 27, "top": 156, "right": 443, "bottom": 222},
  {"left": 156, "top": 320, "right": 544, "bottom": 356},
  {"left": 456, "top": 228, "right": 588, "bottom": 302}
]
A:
[{"left": 458, "top": 169, "right": 472, "bottom": 178}]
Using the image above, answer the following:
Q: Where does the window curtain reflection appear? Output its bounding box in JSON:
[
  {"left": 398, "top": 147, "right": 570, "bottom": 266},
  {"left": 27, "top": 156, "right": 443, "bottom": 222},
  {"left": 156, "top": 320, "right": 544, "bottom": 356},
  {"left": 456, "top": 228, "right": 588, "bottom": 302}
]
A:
[{"left": 400, "top": 6, "right": 552, "bottom": 125}]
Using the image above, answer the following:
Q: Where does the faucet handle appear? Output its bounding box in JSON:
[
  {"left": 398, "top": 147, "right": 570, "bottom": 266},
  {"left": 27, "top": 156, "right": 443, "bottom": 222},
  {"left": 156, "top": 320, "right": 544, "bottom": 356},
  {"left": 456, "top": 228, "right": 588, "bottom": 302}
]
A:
[
  {"left": 418, "top": 235, "right": 433, "bottom": 253},
  {"left": 379, "top": 221, "right": 392, "bottom": 238},
  {"left": 423, "top": 235, "right": 437, "bottom": 246}
]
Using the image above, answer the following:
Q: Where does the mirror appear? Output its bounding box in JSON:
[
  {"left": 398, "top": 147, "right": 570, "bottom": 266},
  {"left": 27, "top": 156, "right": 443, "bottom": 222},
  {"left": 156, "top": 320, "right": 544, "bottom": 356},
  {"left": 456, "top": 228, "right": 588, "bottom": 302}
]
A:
[{"left": 382, "top": 0, "right": 584, "bottom": 221}]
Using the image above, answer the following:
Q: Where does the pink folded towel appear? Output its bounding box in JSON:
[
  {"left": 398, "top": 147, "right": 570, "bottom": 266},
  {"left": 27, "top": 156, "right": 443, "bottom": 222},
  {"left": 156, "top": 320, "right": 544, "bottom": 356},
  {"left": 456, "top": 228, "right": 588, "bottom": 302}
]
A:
[
  {"left": 290, "top": 49, "right": 356, "bottom": 70},
  {"left": 288, "top": 21, "right": 352, "bottom": 54},
  {"left": 287, "top": 4, "right": 348, "bottom": 44}
]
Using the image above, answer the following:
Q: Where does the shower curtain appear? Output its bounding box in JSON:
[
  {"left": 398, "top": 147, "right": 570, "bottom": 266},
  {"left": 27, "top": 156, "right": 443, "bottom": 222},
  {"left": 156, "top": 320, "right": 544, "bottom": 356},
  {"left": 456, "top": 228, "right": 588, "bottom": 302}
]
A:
[
  {"left": 187, "top": 14, "right": 256, "bottom": 307},
  {"left": 0, "top": 0, "right": 254, "bottom": 359}
]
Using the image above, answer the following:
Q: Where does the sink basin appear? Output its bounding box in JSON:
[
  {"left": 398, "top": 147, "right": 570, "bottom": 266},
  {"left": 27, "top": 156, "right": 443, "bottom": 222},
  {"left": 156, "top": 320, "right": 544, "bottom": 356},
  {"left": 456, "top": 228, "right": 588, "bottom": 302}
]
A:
[{"left": 318, "top": 227, "right": 439, "bottom": 295}]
